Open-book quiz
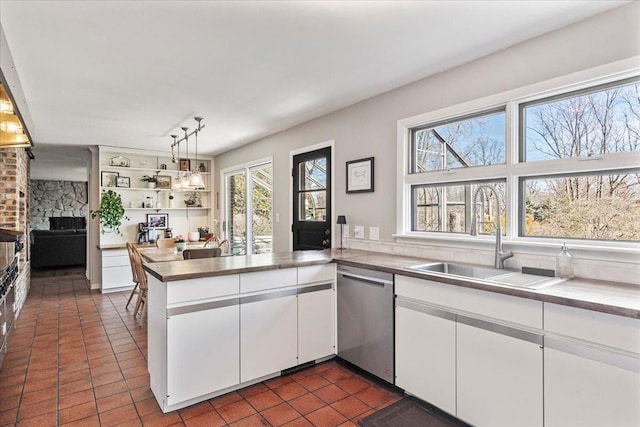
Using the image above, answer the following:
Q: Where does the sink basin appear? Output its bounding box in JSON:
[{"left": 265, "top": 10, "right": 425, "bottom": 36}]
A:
[
  {"left": 408, "top": 262, "right": 564, "bottom": 290},
  {"left": 411, "top": 262, "right": 503, "bottom": 280}
]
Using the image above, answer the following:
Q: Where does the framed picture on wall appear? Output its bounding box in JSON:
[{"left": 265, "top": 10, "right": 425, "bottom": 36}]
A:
[
  {"left": 101, "top": 171, "right": 119, "bottom": 188},
  {"left": 346, "top": 157, "right": 374, "bottom": 193},
  {"left": 146, "top": 213, "right": 168, "bottom": 229},
  {"left": 116, "top": 176, "right": 130, "bottom": 188},
  {"left": 179, "top": 158, "right": 190, "bottom": 171},
  {"left": 154, "top": 175, "right": 172, "bottom": 189}
]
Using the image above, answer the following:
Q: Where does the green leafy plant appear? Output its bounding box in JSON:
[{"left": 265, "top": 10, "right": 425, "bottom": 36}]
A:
[
  {"left": 90, "top": 190, "right": 130, "bottom": 235},
  {"left": 140, "top": 175, "right": 158, "bottom": 183}
]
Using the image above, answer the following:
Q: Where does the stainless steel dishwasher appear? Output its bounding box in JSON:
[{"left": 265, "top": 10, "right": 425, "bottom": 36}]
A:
[{"left": 337, "top": 265, "right": 394, "bottom": 384}]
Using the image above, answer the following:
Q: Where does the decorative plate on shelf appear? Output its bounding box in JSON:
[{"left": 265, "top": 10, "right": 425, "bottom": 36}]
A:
[{"left": 110, "top": 155, "right": 130, "bottom": 167}]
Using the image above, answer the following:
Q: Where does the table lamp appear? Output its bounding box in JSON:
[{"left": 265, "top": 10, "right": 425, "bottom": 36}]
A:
[{"left": 337, "top": 215, "right": 347, "bottom": 251}]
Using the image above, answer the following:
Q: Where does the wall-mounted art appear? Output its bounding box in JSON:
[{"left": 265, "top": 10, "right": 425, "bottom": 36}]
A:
[{"left": 346, "top": 157, "right": 374, "bottom": 193}]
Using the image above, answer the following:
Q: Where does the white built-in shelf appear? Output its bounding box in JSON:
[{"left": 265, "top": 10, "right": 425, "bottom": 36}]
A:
[
  {"left": 100, "top": 187, "right": 208, "bottom": 192},
  {"left": 101, "top": 165, "right": 211, "bottom": 175},
  {"left": 125, "top": 207, "right": 208, "bottom": 211}
]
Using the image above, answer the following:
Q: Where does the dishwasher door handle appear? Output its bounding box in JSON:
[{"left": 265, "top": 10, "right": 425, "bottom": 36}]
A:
[{"left": 337, "top": 271, "right": 393, "bottom": 286}]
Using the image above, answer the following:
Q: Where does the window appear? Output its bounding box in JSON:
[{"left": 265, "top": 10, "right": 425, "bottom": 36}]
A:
[
  {"left": 411, "top": 109, "right": 505, "bottom": 173},
  {"left": 412, "top": 180, "right": 505, "bottom": 234},
  {"left": 522, "top": 170, "right": 640, "bottom": 241},
  {"left": 401, "top": 73, "right": 640, "bottom": 245},
  {"left": 224, "top": 160, "right": 273, "bottom": 255},
  {"left": 522, "top": 78, "right": 640, "bottom": 162}
]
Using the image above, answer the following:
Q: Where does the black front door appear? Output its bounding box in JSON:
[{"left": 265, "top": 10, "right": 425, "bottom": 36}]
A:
[{"left": 292, "top": 147, "right": 331, "bottom": 250}]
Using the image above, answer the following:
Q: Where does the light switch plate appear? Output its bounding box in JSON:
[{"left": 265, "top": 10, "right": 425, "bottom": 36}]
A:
[
  {"left": 354, "top": 226, "right": 364, "bottom": 239},
  {"left": 369, "top": 227, "right": 379, "bottom": 241}
]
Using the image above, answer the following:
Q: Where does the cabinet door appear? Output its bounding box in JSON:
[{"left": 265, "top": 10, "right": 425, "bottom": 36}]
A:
[
  {"left": 241, "top": 295, "right": 297, "bottom": 382},
  {"left": 298, "top": 288, "right": 335, "bottom": 364},
  {"left": 167, "top": 305, "right": 239, "bottom": 406},
  {"left": 395, "top": 304, "right": 456, "bottom": 415},
  {"left": 457, "top": 322, "right": 543, "bottom": 427},
  {"left": 545, "top": 347, "right": 640, "bottom": 427}
]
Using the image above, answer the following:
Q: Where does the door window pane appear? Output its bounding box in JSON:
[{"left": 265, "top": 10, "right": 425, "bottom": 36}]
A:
[
  {"left": 522, "top": 79, "right": 640, "bottom": 162},
  {"left": 300, "top": 191, "right": 327, "bottom": 222},
  {"left": 298, "top": 157, "right": 327, "bottom": 222},
  {"left": 299, "top": 158, "right": 327, "bottom": 190},
  {"left": 251, "top": 165, "right": 272, "bottom": 254},
  {"left": 522, "top": 170, "right": 640, "bottom": 241},
  {"left": 411, "top": 109, "right": 505, "bottom": 173},
  {"left": 228, "top": 172, "right": 246, "bottom": 255}
]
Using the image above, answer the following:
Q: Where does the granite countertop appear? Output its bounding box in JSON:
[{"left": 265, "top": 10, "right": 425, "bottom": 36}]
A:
[{"left": 142, "top": 248, "right": 640, "bottom": 319}]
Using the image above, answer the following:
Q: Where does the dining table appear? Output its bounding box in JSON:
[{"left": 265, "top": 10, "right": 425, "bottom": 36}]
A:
[{"left": 138, "top": 243, "right": 209, "bottom": 263}]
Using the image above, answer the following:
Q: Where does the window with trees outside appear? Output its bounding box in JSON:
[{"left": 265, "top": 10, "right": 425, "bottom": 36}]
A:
[
  {"left": 406, "top": 76, "right": 640, "bottom": 244},
  {"left": 225, "top": 160, "right": 273, "bottom": 255}
]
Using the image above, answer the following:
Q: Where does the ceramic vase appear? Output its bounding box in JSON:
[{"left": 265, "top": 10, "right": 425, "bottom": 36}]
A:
[{"left": 175, "top": 242, "right": 187, "bottom": 252}]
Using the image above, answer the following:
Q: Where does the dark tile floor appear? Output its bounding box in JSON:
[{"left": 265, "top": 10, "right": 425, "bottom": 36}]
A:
[{"left": 0, "top": 267, "right": 403, "bottom": 426}]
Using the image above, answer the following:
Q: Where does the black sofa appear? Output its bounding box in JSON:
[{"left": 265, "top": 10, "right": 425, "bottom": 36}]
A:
[{"left": 31, "top": 228, "right": 87, "bottom": 269}]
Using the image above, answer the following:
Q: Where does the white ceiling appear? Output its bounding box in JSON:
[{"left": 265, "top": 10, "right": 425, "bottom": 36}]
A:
[{"left": 0, "top": 1, "right": 627, "bottom": 157}]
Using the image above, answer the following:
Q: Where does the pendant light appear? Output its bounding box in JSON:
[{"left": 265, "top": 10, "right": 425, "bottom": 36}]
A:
[
  {"left": 168, "top": 116, "right": 206, "bottom": 190},
  {"left": 189, "top": 117, "right": 205, "bottom": 188},
  {"left": 172, "top": 134, "right": 183, "bottom": 190}
]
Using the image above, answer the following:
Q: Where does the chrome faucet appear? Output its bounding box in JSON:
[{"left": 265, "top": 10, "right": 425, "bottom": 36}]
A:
[{"left": 470, "top": 184, "right": 513, "bottom": 269}]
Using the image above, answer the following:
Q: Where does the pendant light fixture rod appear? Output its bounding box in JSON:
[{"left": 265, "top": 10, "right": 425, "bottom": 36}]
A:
[{"left": 170, "top": 120, "right": 205, "bottom": 149}]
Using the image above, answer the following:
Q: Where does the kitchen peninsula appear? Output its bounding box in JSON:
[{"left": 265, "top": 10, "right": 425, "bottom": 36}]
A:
[{"left": 144, "top": 249, "right": 640, "bottom": 425}]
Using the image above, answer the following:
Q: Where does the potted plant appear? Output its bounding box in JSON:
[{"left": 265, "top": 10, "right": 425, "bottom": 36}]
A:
[
  {"left": 90, "top": 190, "right": 130, "bottom": 235},
  {"left": 141, "top": 175, "right": 158, "bottom": 188},
  {"left": 174, "top": 235, "right": 187, "bottom": 252},
  {"left": 197, "top": 226, "right": 209, "bottom": 239}
]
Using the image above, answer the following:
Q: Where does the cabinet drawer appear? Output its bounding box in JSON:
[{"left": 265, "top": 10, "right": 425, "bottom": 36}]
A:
[
  {"left": 240, "top": 268, "right": 297, "bottom": 293},
  {"left": 102, "top": 265, "right": 133, "bottom": 292},
  {"left": 298, "top": 264, "right": 335, "bottom": 285},
  {"left": 396, "top": 275, "right": 542, "bottom": 328},
  {"left": 102, "top": 255, "right": 130, "bottom": 268},
  {"left": 544, "top": 303, "right": 640, "bottom": 353},
  {"left": 167, "top": 275, "right": 239, "bottom": 305},
  {"left": 102, "top": 249, "right": 127, "bottom": 258}
]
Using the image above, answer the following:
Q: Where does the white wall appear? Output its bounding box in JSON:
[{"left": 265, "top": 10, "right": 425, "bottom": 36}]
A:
[
  {"left": 30, "top": 146, "right": 91, "bottom": 181},
  {"left": 213, "top": 3, "right": 640, "bottom": 255}
]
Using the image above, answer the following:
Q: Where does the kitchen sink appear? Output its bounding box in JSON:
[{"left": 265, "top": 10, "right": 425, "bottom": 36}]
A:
[{"left": 408, "top": 262, "right": 565, "bottom": 290}]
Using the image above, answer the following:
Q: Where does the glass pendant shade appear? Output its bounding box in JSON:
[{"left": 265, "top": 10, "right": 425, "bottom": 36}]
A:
[
  {"left": 173, "top": 174, "right": 182, "bottom": 190},
  {"left": 189, "top": 171, "right": 204, "bottom": 187}
]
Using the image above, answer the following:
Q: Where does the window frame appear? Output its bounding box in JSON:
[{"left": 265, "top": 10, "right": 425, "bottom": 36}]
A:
[
  {"left": 396, "top": 60, "right": 640, "bottom": 257},
  {"left": 221, "top": 156, "right": 273, "bottom": 255}
]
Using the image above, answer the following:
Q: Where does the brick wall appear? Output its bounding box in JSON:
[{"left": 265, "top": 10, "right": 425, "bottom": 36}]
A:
[
  {"left": 0, "top": 148, "right": 31, "bottom": 310},
  {"left": 0, "top": 148, "right": 30, "bottom": 236}
]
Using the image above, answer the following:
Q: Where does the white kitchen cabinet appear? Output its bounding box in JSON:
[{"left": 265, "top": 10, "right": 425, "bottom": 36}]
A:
[
  {"left": 101, "top": 248, "right": 133, "bottom": 293},
  {"left": 544, "top": 346, "right": 640, "bottom": 427},
  {"left": 166, "top": 304, "right": 240, "bottom": 406},
  {"left": 544, "top": 303, "right": 640, "bottom": 427},
  {"left": 240, "top": 294, "right": 298, "bottom": 382},
  {"left": 298, "top": 287, "right": 335, "bottom": 364},
  {"left": 456, "top": 322, "right": 543, "bottom": 427},
  {"left": 395, "top": 303, "right": 456, "bottom": 415}
]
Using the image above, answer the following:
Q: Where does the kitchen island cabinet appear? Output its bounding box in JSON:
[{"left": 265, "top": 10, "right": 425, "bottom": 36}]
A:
[
  {"left": 166, "top": 303, "right": 240, "bottom": 406},
  {"left": 147, "top": 258, "right": 336, "bottom": 413},
  {"left": 241, "top": 294, "right": 298, "bottom": 382}
]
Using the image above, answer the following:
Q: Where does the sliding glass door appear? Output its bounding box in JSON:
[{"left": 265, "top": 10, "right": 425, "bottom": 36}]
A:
[{"left": 224, "top": 160, "right": 272, "bottom": 255}]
